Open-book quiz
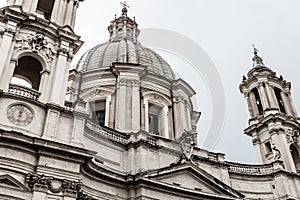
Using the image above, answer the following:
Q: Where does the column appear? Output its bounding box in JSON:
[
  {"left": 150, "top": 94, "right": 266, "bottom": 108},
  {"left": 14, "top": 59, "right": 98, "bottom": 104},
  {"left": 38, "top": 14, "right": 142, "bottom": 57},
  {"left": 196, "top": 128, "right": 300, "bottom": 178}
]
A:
[
  {"left": 70, "top": 0, "right": 79, "bottom": 28},
  {"left": 0, "top": 27, "right": 15, "bottom": 90},
  {"left": 15, "top": 0, "right": 23, "bottom": 6},
  {"left": 162, "top": 105, "right": 169, "bottom": 139},
  {"left": 144, "top": 99, "right": 149, "bottom": 132},
  {"left": 56, "top": 0, "right": 67, "bottom": 26},
  {"left": 0, "top": 58, "right": 17, "bottom": 91},
  {"left": 269, "top": 86, "right": 279, "bottom": 110},
  {"left": 245, "top": 93, "right": 254, "bottom": 118},
  {"left": 116, "top": 78, "right": 126, "bottom": 131},
  {"left": 186, "top": 104, "right": 192, "bottom": 130},
  {"left": 131, "top": 81, "right": 140, "bottom": 132},
  {"left": 287, "top": 92, "right": 298, "bottom": 117},
  {"left": 249, "top": 92, "right": 259, "bottom": 116},
  {"left": 176, "top": 97, "right": 187, "bottom": 137},
  {"left": 63, "top": 0, "right": 74, "bottom": 26},
  {"left": 105, "top": 95, "right": 111, "bottom": 127},
  {"left": 280, "top": 92, "right": 293, "bottom": 115},
  {"left": 50, "top": 0, "right": 61, "bottom": 22},
  {"left": 265, "top": 83, "right": 278, "bottom": 109},
  {"left": 39, "top": 70, "right": 50, "bottom": 102},
  {"left": 253, "top": 139, "right": 263, "bottom": 164},
  {"left": 7, "top": 0, "right": 14, "bottom": 6},
  {"left": 49, "top": 49, "right": 68, "bottom": 106},
  {"left": 258, "top": 83, "right": 269, "bottom": 110},
  {"left": 29, "top": 0, "right": 39, "bottom": 13}
]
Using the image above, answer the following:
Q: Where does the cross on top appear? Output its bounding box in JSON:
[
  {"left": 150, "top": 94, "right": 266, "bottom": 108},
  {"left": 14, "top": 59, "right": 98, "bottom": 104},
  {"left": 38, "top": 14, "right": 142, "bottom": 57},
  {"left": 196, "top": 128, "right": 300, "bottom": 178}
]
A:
[
  {"left": 120, "top": 1, "right": 130, "bottom": 8},
  {"left": 252, "top": 44, "right": 259, "bottom": 54}
]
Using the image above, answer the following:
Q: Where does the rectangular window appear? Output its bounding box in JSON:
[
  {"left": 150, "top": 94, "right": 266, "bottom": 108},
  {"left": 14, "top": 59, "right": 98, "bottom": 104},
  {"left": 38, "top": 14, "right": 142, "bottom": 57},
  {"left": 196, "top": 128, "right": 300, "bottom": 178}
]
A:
[
  {"left": 36, "top": 0, "right": 55, "bottom": 20},
  {"left": 149, "top": 113, "right": 159, "bottom": 135},
  {"left": 91, "top": 100, "right": 106, "bottom": 126},
  {"left": 265, "top": 141, "right": 272, "bottom": 154},
  {"left": 93, "top": 110, "right": 106, "bottom": 126}
]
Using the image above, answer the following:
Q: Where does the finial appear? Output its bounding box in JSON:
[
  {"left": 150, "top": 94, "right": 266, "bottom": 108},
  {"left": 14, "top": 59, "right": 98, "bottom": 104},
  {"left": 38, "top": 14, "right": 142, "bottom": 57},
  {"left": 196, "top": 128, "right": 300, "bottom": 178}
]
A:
[
  {"left": 120, "top": 1, "right": 130, "bottom": 16},
  {"left": 252, "top": 44, "right": 259, "bottom": 55},
  {"left": 252, "top": 44, "right": 265, "bottom": 67}
]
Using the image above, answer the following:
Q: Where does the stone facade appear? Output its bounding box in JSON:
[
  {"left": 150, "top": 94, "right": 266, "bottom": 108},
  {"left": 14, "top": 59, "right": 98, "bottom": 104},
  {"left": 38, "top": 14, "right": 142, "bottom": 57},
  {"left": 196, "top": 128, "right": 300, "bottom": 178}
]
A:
[{"left": 0, "top": 1, "right": 299, "bottom": 200}]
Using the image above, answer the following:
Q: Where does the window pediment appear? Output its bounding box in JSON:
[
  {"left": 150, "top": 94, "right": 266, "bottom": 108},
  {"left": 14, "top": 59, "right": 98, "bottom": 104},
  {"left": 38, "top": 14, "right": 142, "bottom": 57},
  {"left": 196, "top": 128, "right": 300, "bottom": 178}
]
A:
[{"left": 143, "top": 92, "right": 171, "bottom": 107}]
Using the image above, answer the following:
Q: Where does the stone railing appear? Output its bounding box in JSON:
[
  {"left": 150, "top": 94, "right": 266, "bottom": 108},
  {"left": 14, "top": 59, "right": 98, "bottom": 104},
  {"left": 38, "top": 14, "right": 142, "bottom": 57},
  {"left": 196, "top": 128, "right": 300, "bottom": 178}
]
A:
[
  {"left": 227, "top": 161, "right": 284, "bottom": 175},
  {"left": 8, "top": 84, "right": 41, "bottom": 101},
  {"left": 208, "top": 153, "right": 218, "bottom": 161},
  {"left": 146, "top": 137, "right": 158, "bottom": 146},
  {"left": 85, "top": 120, "right": 129, "bottom": 144}
]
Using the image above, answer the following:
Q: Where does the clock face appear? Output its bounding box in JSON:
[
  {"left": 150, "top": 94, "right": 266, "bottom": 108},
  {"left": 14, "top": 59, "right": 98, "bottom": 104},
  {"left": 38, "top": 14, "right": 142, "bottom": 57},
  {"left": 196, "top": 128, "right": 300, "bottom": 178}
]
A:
[{"left": 7, "top": 104, "right": 34, "bottom": 126}]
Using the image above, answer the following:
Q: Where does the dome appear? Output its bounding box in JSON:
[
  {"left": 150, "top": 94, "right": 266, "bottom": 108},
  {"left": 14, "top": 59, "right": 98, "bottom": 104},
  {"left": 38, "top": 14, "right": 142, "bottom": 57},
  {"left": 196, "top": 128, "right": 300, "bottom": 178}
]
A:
[
  {"left": 79, "top": 40, "right": 175, "bottom": 80},
  {"left": 77, "top": 7, "right": 175, "bottom": 80}
]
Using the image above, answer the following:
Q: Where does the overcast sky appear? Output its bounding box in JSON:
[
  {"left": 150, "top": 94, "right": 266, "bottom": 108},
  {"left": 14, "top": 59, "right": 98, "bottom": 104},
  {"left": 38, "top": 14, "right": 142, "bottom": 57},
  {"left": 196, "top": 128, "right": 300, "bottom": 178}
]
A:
[{"left": 2, "top": 1, "right": 300, "bottom": 164}]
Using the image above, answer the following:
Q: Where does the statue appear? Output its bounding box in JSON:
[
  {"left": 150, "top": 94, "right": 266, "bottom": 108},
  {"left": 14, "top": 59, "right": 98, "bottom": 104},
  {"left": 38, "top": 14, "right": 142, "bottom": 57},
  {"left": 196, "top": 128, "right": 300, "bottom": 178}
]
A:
[
  {"left": 272, "top": 143, "right": 281, "bottom": 160},
  {"left": 177, "top": 129, "right": 197, "bottom": 164}
]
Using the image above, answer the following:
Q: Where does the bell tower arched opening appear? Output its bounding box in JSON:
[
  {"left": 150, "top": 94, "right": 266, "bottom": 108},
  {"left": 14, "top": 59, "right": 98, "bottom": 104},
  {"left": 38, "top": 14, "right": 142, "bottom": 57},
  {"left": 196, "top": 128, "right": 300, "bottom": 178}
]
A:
[
  {"left": 36, "top": 0, "right": 55, "bottom": 20},
  {"left": 10, "top": 56, "right": 43, "bottom": 90},
  {"left": 251, "top": 87, "right": 263, "bottom": 115},
  {"left": 274, "top": 87, "right": 286, "bottom": 114},
  {"left": 290, "top": 144, "right": 300, "bottom": 172}
]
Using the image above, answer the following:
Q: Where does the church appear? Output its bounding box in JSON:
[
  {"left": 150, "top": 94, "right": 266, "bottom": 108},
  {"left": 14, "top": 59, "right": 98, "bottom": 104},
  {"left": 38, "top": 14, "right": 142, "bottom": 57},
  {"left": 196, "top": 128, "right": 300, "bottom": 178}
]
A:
[{"left": 0, "top": 0, "right": 299, "bottom": 199}]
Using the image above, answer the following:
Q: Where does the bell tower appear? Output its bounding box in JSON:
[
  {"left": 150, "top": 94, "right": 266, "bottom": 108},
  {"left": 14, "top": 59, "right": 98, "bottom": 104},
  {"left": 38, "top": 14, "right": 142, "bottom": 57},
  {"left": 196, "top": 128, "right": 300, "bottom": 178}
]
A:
[
  {"left": 0, "top": 0, "right": 84, "bottom": 106},
  {"left": 240, "top": 47, "right": 300, "bottom": 172},
  {"left": 0, "top": 0, "right": 84, "bottom": 145}
]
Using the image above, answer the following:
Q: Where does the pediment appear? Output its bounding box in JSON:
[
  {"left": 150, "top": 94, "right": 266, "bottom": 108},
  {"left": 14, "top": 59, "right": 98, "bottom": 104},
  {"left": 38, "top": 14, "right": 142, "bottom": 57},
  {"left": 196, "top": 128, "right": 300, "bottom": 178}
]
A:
[
  {"left": 145, "top": 163, "right": 244, "bottom": 199},
  {"left": 0, "top": 174, "right": 28, "bottom": 191}
]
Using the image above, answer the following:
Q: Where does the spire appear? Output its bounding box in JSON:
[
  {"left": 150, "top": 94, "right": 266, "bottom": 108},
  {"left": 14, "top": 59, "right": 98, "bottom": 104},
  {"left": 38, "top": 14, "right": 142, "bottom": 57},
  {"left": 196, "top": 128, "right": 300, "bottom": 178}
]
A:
[{"left": 252, "top": 44, "right": 265, "bottom": 67}]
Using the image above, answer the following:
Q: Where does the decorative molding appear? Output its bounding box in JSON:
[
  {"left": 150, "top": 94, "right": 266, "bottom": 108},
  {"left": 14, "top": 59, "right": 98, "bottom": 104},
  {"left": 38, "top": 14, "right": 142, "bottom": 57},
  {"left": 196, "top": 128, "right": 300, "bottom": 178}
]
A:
[
  {"left": 25, "top": 173, "right": 92, "bottom": 199},
  {"left": 15, "top": 33, "right": 54, "bottom": 62},
  {"left": 118, "top": 78, "right": 140, "bottom": 87},
  {"left": 286, "top": 129, "right": 300, "bottom": 145},
  {"left": 173, "top": 95, "right": 187, "bottom": 105},
  {"left": 67, "top": 86, "right": 76, "bottom": 95}
]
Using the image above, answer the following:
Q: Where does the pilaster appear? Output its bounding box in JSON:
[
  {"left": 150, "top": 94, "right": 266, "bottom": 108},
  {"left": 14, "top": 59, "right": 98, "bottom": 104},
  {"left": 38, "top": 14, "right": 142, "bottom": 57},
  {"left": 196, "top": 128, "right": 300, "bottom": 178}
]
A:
[{"left": 0, "top": 24, "right": 17, "bottom": 90}]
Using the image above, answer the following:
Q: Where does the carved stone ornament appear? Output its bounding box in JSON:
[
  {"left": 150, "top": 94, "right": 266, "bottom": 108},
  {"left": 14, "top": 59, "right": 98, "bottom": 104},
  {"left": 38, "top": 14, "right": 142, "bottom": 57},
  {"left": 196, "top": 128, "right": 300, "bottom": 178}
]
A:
[
  {"left": 67, "top": 86, "right": 76, "bottom": 95},
  {"left": 15, "top": 33, "right": 54, "bottom": 62},
  {"left": 178, "top": 129, "right": 197, "bottom": 163},
  {"left": 272, "top": 143, "right": 281, "bottom": 160},
  {"left": 118, "top": 78, "right": 140, "bottom": 87},
  {"left": 286, "top": 129, "right": 300, "bottom": 145},
  {"left": 25, "top": 173, "right": 92, "bottom": 199}
]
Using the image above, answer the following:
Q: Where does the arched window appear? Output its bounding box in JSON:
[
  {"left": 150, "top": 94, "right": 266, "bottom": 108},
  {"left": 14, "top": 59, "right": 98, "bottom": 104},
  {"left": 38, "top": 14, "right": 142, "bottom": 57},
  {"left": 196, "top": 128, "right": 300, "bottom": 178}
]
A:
[
  {"left": 117, "top": 29, "right": 123, "bottom": 40},
  {"left": 251, "top": 88, "right": 263, "bottom": 115},
  {"left": 274, "top": 87, "right": 286, "bottom": 114},
  {"left": 36, "top": 0, "right": 55, "bottom": 20},
  {"left": 10, "top": 56, "right": 43, "bottom": 90},
  {"left": 290, "top": 144, "right": 300, "bottom": 172},
  {"left": 126, "top": 29, "right": 132, "bottom": 40},
  {"left": 148, "top": 103, "right": 162, "bottom": 135},
  {"left": 91, "top": 100, "right": 106, "bottom": 127}
]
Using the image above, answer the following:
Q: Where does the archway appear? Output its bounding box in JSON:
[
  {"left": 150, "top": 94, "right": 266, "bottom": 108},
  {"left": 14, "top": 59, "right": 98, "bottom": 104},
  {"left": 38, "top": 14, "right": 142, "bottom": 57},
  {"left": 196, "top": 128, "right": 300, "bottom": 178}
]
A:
[{"left": 290, "top": 144, "right": 300, "bottom": 172}]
